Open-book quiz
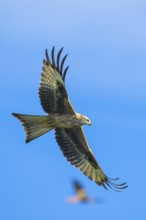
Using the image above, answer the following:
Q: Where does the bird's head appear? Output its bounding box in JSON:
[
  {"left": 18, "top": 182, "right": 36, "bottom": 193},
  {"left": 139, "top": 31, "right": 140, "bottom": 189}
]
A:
[
  {"left": 83, "top": 115, "right": 91, "bottom": 126},
  {"left": 76, "top": 113, "right": 91, "bottom": 126}
]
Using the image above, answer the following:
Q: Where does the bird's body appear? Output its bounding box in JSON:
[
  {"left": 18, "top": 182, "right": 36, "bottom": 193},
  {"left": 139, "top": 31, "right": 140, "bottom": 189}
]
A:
[
  {"left": 13, "top": 112, "right": 91, "bottom": 143},
  {"left": 12, "top": 47, "right": 128, "bottom": 191},
  {"left": 46, "top": 113, "right": 91, "bottom": 128},
  {"left": 66, "top": 181, "right": 97, "bottom": 204}
]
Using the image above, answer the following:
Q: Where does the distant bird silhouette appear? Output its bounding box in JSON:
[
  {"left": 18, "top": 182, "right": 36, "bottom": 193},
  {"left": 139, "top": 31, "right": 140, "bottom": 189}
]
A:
[
  {"left": 66, "top": 180, "right": 102, "bottom": 204},
  {"left": 12, "top": 47, "right": 128, "bottom": 191}
]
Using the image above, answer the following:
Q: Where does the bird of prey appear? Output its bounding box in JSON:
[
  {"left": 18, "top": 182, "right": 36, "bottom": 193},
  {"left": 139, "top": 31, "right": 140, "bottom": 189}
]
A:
[
  {"left": 12, "top": 47, "right": 128, "bottom": 191},
  {"left": 66, "top": 180, "right": 101, "bottom": 204}
]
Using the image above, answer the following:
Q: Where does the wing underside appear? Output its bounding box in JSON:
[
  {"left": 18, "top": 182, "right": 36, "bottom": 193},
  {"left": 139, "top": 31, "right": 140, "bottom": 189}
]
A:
[
  {"left": 55, "top": 128, "right": 128, "bottom": 191},
  {"left": 38, "top": 47, "right": 74, "bottom": 114}
]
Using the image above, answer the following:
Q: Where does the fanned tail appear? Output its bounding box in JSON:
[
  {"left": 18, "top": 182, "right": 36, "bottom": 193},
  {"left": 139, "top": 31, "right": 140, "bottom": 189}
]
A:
[{"left": 12, "top": 113, "right": 53, "bottom": 143}]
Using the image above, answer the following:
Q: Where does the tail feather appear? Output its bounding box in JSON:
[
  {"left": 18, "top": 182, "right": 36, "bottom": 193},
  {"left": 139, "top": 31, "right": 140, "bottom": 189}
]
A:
[{"left": 12, "top": 113, "right": 53, "bottom": 143}]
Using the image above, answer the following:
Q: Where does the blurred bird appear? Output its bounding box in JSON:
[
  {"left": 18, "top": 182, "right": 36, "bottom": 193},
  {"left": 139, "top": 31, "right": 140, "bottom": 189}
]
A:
[
  {"left": 66, "top": 180, "right": 101, "bottom": 204},
  {"left": 12, "top": 47, "right": 128, "bottom": 191}
]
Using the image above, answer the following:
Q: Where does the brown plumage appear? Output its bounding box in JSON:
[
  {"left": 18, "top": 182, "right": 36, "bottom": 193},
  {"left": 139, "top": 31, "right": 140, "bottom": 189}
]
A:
[
  {"left": 66, "top": 180, "right": 98, "bottom": 203},
  {"left": 12, "top": 47, "right": 128, "bottom": 191}
]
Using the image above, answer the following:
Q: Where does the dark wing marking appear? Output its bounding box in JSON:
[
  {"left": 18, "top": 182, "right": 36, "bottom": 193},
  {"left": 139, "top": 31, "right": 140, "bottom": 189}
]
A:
[
  {"left": 39, "top": 76, "right": 67, "bottom": 114},
  {"left": 73, "top": 180, "right": 83, "bottom": 192},
  {"left": 38, "top": 47, "right": 73, "bottom": 114},
  {"left": 55, "top": 128, "right": 128, "bottom": 191}
]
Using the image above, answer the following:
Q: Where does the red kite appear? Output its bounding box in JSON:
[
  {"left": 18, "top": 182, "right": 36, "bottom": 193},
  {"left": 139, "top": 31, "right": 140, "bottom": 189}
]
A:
[
  {"left": 66, "top": 180, "right": 99, "bottom": 203},
  {"left": 12, "top": 47, "right": 128, "bottom": 191}
]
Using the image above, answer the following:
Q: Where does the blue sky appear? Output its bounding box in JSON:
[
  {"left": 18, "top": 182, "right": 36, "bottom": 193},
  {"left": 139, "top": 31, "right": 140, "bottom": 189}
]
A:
[{"left": 0, "top": 0, "right": 146, "bottom": 219}]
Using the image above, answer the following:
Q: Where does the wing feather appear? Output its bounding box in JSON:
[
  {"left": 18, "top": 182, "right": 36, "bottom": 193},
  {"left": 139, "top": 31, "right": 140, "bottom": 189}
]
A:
[
  {"left": 55, "top": 128, "right": 128, "bottom": 191},
  {"left": 38, "top": 47, "right": 73, "bottom": 114},
  {"left": 73, "top": 181, "right": 83, "bottom": 192}
]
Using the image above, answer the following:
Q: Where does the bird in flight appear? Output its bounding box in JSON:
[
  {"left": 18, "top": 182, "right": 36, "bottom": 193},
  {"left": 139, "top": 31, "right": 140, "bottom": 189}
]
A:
[
  {"left": 12, "top": 47, "right": 128, "bottom": 192},
  {"left": 66, "top": 180, "right": 102, "bottom": 204}
]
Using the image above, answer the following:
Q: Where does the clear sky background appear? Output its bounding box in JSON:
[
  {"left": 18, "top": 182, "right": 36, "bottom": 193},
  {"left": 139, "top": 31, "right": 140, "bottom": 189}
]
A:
[{"left": 0, "top": 0, "right": 146, "bottom": 219}]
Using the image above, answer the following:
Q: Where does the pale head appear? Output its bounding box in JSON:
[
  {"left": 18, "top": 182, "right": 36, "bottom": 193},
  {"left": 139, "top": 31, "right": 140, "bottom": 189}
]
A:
[{"left": 76, "top": 113, "right": 91, "bottom": 126}]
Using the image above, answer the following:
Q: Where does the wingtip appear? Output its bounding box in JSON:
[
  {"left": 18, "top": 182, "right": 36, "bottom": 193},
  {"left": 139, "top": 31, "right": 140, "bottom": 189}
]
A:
[
  {"left": 12, "top": 113, "right": 18, "bottom": 118},
  {"left": 52, "top": 46, "right": 55, "bottom": 53},
  {"left": 45, "top": 49, "right": 51, "bottom": 65},
  {"left": 45, "top": 48, "right": 48, "bottom": 57},
  {"left": 60, "top": 53, "right": 68, "bottom": 74},
  {"left": 51, "top": 46, "right": 56, "bottom": 67},
  {"left": 56, "top": 47, "right": 64, "bottom": 71},
  {"left": 105, "top": 177, "right": 128, "bottom": 192},
  {"left": 63, "top": 65, "right": 70, "bottom": 82},
  {"left": 25, "top": 139, "right": 30, "bottom": 144},
  {"left": 60, "top": 46, "right": 64, "bottom": 51},
  {"left": 44, "top": 47, "right": 69, "bottom": 82}
]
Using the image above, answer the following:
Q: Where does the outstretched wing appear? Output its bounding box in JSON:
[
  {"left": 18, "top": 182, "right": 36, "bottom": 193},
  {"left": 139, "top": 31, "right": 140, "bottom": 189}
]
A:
[
  {"left": 38, "top": 47, "right": 74, "bottom": 114},
  {"left": 55, "top": 127, "right": 128, "bottom": 191}
]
